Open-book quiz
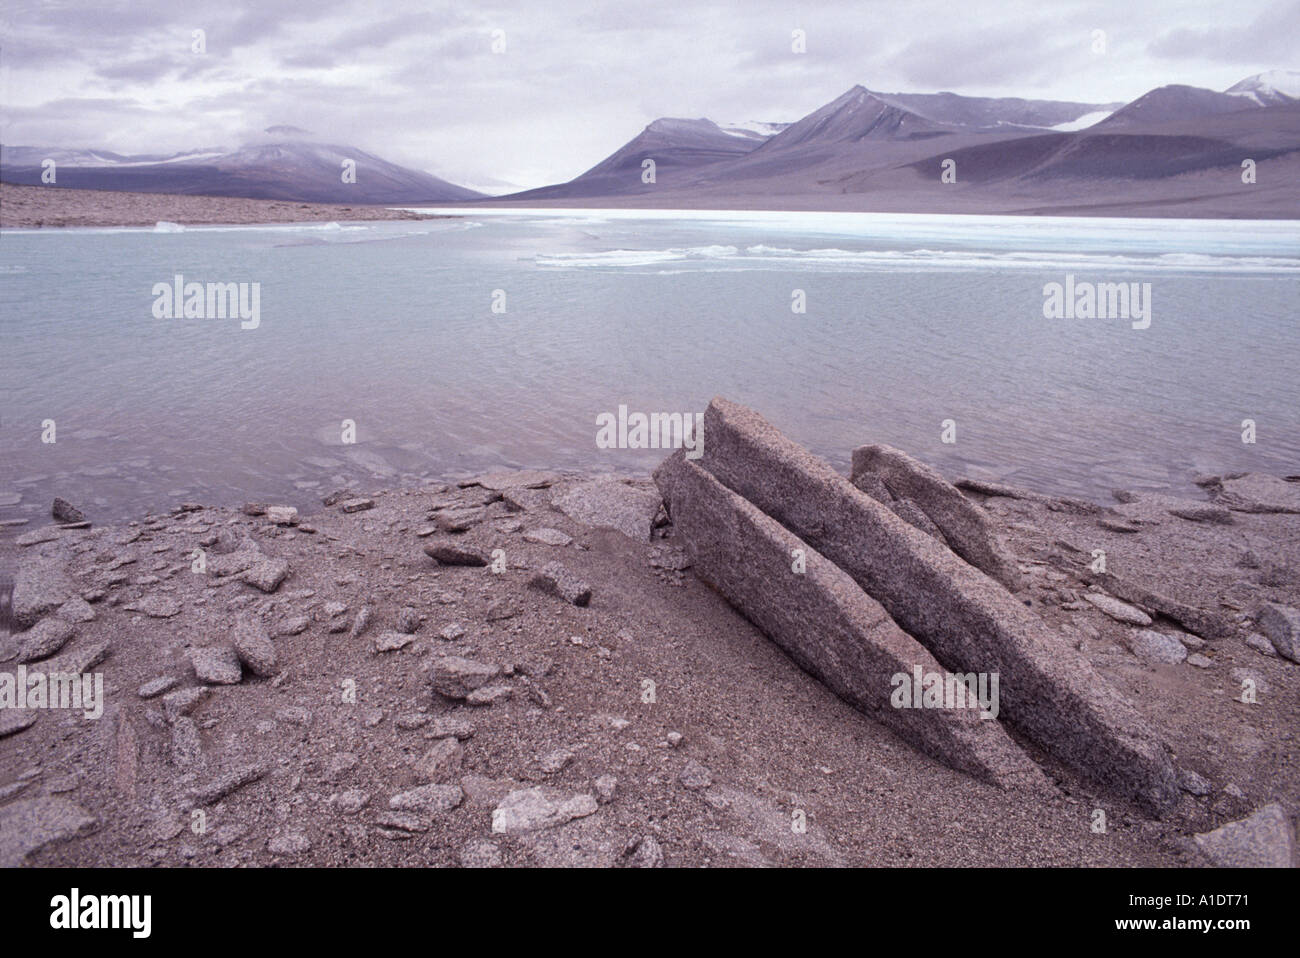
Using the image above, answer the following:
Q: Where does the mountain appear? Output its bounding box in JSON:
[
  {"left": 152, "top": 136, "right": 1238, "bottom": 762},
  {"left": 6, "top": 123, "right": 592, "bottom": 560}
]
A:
[
  {"left": 507, "top": 117, "right": 769, "bottom": 199},
  {"left": 1096, "top": 84, "right": 1259, "bottom": 128},
  {"left": 1225, "top": 70, "right": 1300, "bottom": 106},
  {"left": 0, "top": 130, "right": 483, "bottom": 203},
  {"left": 753, "top": 86, "right": 955, "bottom": 151}
]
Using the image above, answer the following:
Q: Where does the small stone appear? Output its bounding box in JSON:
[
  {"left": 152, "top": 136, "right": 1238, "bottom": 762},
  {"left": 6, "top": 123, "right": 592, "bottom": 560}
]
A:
[
  {"left": 423, "top": 543, "right": 488, "bottom": 567},
  {"left": 233, "top": 617, "right": 278, "bottom": 677},
  {"left": 162, "top": 686, "right": 210, "bottom": 721},
  {"left": 373, "top": 631, "right": 415, "bottom": 653},
  {"left": 138, "top": 676, "right": 178, "bottom": 699},
  {"left": 266, "top": 506, "right": 299, "bottom": 526},
  {"left": 430, "top": 656, "right": 500, "bottom": 699},
  {"left": 191, "top": 645, "right": 242, "bottom": 685},
  {"left": 427, "top": 716, "right": 475, "bottom": 740},
  {"left": 466, "top": 683, "right": 513, "bottom": 706},
  {"left": 1128, "top": 629, "right": 1187, "bottom": 664},
  {"left": 242, "top": 502, "right": 267, "bottom": 516},
  {"left": 627, "top": 835, "right": 664, "bottom": 868},
  {"left": 322, "top": 601, "right": 348, "bottom": 617},
  {"left": 679, "top": 760, "right": 712, "bottom": 790},
  {"left": 389, "top": 784, "right": 464, "bottom": 813},
  {"left": 335, "top": 790, "right": 370, "bottom": 814},
  {"left": 436, "top": 508, "right": 483, "bottom": 533},
  {"left": 1255, "top": 603, "right": 1300, "bottom": 662},
  {"left": 490, "top": 787, "right": 598, "bottom": 834},
  {"left": 538, "top": 748, "right": 574, "bottom": 775},
  {"left": 529, "top": 561, "right": 592, "bottom": 607},
  {"left": 56, "top": 597, "right": 96, "bottom": 623},
  {"left": 1084, "top": 592, "right": 1152, "bottom": 626},
  {"left": 340, "top": 498, "right": 375, "bottom": 513},
  {"left": 51, "top": 497, "right": 85, "bottom": 524},
  {"left": 1245, "top": 633, "right": 1277, "bottom": 657},
  {"left": 396, "top": 607, "right": 421, "bottom": 634},
  {"left": 666, "top": 731, "right": 684, "bottom": 748},
  {"left": 349, "top": 606, "right": 372, "bottom": 639},
  {"left": 485, "top": 600, "right": 520, "bottom": 622},
  {"left": 1178, "top": 768, "right": 1212, "bottom": 796},
  {"left": 242, "top": 557, "right": 289, "bottom": 593},
  {"left": 415, "top": 738, "right": 463, "bottom": 781},
  {"left": 1187, "top": 653, "right": 1213, "bottom": 669},
  {"left": 267, "top": 831, "right": 311, "bottom": 857},
  {"left": 594, "top": 775, "right": 617, "bottom": 804},
  {"left": 16, "top": 618, "right": 76, "bottom": 663},
  {"left": 439, "top": 622, "right": 466, "bottom": 641},
  {"left": 277, "top": 614, "right": 310, "bottom": 636}
]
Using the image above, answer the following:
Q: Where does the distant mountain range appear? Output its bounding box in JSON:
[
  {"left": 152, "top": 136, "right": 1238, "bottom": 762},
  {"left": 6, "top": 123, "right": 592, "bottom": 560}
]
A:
[
  {"left": 498, "top": 70, "right": 1300, "bottom": 218},
  {"left": 3, "top": 70, "right": 1298, "bottom": 217},
  {"left": 0, "top": 128, "right": 483, "bottom": 203}
]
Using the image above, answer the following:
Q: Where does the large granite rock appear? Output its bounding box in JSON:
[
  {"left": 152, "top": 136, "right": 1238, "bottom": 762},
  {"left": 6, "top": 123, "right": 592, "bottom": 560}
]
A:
[
  {"left": 680, "top": 396, "right": 1179, "bottom": 816},
  {"left": 851, "top": 444, "right": 1023, "bottom": 592},
  {"left": 655, "top": 454, "right": 1044, "bottom": 788}
]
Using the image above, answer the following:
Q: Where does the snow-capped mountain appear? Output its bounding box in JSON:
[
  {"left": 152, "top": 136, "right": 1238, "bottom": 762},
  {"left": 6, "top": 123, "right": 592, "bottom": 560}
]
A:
[{"left": 1225, "top": 70, "right": 1300, "bottom": 106}]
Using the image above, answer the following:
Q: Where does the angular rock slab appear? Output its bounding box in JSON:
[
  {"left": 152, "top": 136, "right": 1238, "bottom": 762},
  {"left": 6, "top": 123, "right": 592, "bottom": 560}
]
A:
[
  {"left": 1194, "top": 804, "right": 1294, "bottom": 867},
  {"left": 552, "top": 480, "right": 662, "bottom": 541},
  {"left": 686, "top": 396, "right": 1179, "bottom": 816},
  {"left": 13, "top": 554, "right": 76, "bottom": 628},
  {"left": 655, "top": 454, "right": 1044, "bottom": 789},
  {"left": 851, "top": 443, "right": 1023, "bottom": 592},
  {"left": 0, "top": 797, "right": 96, "bottom": 866}
]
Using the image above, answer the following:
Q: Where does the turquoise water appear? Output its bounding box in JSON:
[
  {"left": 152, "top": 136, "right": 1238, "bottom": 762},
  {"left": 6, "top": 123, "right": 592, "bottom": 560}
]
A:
[{"left": 1, "top": 209, "right": 1298, "bottom": 522}]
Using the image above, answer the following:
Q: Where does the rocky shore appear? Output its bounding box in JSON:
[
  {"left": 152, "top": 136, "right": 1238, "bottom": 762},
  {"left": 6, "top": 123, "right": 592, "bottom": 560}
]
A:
[
  {"left": 0, "top": 183, "right": 452, "bottom": 229},
  {"left": 1, "top": 398, "right": 1296, "bottom": 867}
]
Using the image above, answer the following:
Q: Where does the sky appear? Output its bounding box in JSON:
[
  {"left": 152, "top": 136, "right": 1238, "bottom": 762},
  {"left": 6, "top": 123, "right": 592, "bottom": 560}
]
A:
[{"left": 2, "top": 0, "right": 1296, "bottom": 191}]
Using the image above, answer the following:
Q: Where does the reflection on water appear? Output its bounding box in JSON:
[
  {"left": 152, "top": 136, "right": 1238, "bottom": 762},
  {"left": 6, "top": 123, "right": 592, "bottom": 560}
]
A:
[{"left": 1, "top": 210, "right": 1297, "bottom": 526}]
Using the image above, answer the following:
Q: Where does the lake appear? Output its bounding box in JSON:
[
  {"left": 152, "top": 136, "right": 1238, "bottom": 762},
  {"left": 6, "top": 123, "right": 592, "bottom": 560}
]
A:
[{"left": 2, "top": 208, "right": 1298, "bottom": 523}]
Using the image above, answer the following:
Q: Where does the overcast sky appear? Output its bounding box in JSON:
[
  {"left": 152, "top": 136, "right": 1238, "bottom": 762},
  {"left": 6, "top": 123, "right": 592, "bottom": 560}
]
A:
[{"left": 2, "top": 0, "right": 1296, "bottom": 191}]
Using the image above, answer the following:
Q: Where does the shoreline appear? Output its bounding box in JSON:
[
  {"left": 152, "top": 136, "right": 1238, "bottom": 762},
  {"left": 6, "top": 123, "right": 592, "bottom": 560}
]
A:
[
  {"left": 0, "top": 183, "right": 456, "bottom": 229},
  {"left": 2, "top": 431, "right": 1296, "bottom": 867}
]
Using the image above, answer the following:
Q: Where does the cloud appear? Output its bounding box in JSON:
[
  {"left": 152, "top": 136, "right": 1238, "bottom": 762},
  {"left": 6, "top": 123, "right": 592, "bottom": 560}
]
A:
[
  {"left": 2, "top": 0, "right": 1293, "bottom": 189},
  {"left": 1147, "top": 0, "right": 1300, "bottom": 64}
]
